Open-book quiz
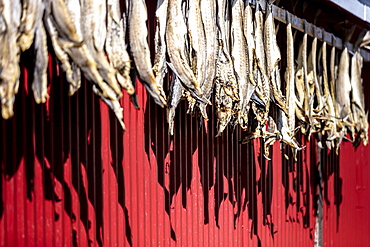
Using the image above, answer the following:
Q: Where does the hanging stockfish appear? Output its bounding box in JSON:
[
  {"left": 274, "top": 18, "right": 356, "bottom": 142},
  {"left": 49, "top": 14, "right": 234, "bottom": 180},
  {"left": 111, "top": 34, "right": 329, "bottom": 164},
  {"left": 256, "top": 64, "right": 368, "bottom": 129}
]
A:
[
  {"left": 0, "top": 0, "right": 22, "bottom": 119},
  {"left": 214, "top": 0, "right": 239, "bottom": 136}
]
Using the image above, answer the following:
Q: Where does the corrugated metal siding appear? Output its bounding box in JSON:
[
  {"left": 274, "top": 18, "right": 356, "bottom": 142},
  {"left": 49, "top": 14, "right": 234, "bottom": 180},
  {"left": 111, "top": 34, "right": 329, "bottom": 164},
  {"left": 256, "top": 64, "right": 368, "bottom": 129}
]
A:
[
  {"left": 1, "top": 60, "right": 370, "bottom": 246},
  {"left": 1, "top": 1, "right": 370, "bottom": 246}
]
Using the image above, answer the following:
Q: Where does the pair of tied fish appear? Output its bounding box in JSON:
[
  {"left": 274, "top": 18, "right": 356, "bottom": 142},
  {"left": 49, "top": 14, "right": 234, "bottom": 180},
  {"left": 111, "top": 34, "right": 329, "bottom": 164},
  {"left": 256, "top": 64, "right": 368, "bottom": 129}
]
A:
[
  {"left": 0, "top": 0, "right": 168, "bottom": 131},
  {"left": 164, "top": 0, "right": 215, "bottom": 135}
]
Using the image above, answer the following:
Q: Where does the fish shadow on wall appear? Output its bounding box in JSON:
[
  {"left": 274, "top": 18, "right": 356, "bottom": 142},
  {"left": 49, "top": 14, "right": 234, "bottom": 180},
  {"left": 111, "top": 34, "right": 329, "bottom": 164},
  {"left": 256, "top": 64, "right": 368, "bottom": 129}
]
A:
[
  {"left": 0, "top": 54, "right": 133, "bottom": 247},
  {"left": 144, "top": 95, "right": 343, "bottom": 243}
]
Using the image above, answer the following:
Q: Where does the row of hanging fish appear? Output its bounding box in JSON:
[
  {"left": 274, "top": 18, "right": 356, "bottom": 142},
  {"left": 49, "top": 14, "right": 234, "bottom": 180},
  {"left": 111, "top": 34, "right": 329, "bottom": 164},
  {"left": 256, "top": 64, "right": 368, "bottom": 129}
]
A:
[
  {"left": 0, "top": 0, "right": 168, "bottom": 130},
  {"left": 159, "top": 0, "right": 368, "bottom": 155},
  {"left": 0, "top": 0, "right": 368, "bottom": 155}
]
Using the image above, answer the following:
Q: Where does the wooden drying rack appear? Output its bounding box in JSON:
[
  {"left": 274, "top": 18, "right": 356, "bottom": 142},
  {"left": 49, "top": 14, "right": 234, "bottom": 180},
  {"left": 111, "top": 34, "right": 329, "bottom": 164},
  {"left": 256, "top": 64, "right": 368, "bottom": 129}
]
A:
[{"left": 250, "top": 0, "right": 370, "bottom": 62}]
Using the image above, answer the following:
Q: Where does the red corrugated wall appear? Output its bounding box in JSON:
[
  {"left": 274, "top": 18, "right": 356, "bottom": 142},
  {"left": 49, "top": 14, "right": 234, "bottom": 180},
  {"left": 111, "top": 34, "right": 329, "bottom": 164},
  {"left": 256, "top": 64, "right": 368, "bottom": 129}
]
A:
[
  {"left": 1, "top": 1, "right": 370, "bottom": 246},
  {"left": 1, "top": 60, "right": 370, "bottom": 247}
]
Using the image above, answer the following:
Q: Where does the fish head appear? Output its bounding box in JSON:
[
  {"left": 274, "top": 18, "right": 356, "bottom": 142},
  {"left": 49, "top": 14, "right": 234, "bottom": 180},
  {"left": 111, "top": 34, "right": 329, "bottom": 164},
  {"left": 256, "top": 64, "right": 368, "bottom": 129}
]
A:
[{"left": 216, "top": 107, "right": 233, "bottom": 136}]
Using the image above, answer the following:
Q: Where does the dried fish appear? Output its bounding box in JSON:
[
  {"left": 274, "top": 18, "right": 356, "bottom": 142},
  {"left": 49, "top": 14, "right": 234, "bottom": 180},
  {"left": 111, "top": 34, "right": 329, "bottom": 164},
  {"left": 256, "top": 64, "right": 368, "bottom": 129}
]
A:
[
  {"left": 265, "top": 67, "right": 302, "bottom": 157},
  {"left": 295, "top": 32, "right": 311, "bottom": 135},
  {"left": 128, "top": 0, "right": 166, "bottom": 107},
  {"left": 336, "top": 46, "right": 354, "bottom": 138},
  {"left": 197, "top": 0, "right": 218, "bottom": 119},
  {"left": 306, "top": 32, "right": 322, "bottom": 133},
  {"left": 106, "top": 0, "right": 132, "bottom": 92},
  {"left": 18, "top": 0, "right": 40, "bottom": 51},
  {"left": 49, "top": 0, "right": 83, "bottom": 44},
  {"left": 44, "top": 0, "right": 81, "bottom": 95},
  {"left": 318, "top": 42, "right": 338, "bottom": 149},
  {"left": 231, "top": 0, "right": 254, "bottom": 129},
  {"left": 187, "top": 0, "right": 206, "bottom": 85},
  {"left": 167, "top": 73, "right": 184, "bottom": 135},
  {"left": 327, "top": 42, "right": 346, "bottom": 151},
  {"left": 214, "top": 0, "right": 239, "bottom": 135},
  {"left": 81, "top": 0, "right": 128, "bottom": 97},
  {"left": 254, "top": 0, "right": 269, "bottom": 108},
  {"left": 243, "top": 1, "right": 256, "bottom": 87},
  {"left": 153, "top": 0, "right": 169, "bottom": 89},
  {"left": 32, "top": 22, "right": 49, "bottom": 104},
  {"left": 166, "top": 0, "right": 208, "bottom": 104},
  {"left": 264, "top": 1, "right": 287, "bottom": 115},
  {"left": 0, "top": 0, "right": 22, "bottom": 119},
  {"left": 285, "top": 19, "right": 296, "bottom": 131},
  {"left": 44, "top": 1, "right": 126, "bottom": 129},
  {"left": 351, "top": 51, "right": 368, "bottom": 146},
  {"left": 186, "top": 0, "right": 207, "bottom": 114}
]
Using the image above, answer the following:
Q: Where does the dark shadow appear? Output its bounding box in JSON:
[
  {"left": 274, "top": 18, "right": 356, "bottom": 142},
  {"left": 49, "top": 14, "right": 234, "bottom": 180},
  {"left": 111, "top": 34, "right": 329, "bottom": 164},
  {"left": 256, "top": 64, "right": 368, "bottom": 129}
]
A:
[
  {"left": 108, "top": 108, "right": 133, "bottom": 246},
  {"left": 0, "top": 53, "right": 133, "bottom": 246}
]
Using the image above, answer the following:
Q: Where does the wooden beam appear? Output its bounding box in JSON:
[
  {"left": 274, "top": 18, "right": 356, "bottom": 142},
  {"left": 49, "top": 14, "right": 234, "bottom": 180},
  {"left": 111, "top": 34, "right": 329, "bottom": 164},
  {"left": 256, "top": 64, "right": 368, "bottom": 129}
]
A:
[{"left": 249, "top": 0, "right": 370, "bottom": 62}]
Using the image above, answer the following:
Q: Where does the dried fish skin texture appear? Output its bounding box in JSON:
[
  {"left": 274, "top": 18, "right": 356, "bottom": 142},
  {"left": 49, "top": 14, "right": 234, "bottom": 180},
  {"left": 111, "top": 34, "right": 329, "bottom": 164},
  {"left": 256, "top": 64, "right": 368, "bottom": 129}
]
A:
[
  {"left": 351, "top": 51, "right": 368, "bottom": 146},
  {"left": 105, "top": 0, "right": 133, "bottom": 95},
  {"left": 214, "top": 0, "right": 239, "bottom": 135},
  {"left": 129, "top": 0, "right": 167, "bottom": 107},
  {"left": 166, "top": 0, "right": 209, "bottom": 104},
  {"left": 196, "top": 0, "right": 218, "bottom": 119},
  {"left": 18, "top": 0, "right": 41, "bottom": 51},
  {"left": 153, "top": 0, "right": 169, "bottom": 89},
  {"left": 336, "top": 48, "right": 353, "bottom": 121},
  {"left": 32, "top": 23, "right": 50, "bottom": 104},
  {"left": 0, "top": 0, "right": 22, "bottom": 119},
  {"left": 167, "top": 74, "right": 184, "bottom": 135},
  {"left": 264, "top": 2, "right": 287, "bottom": 115},
  {"left": 285, "top": 22, "right": 296, "bottom": 131},
  {"left": 231, "top": 0, "right": 254, "bottom": 129}
]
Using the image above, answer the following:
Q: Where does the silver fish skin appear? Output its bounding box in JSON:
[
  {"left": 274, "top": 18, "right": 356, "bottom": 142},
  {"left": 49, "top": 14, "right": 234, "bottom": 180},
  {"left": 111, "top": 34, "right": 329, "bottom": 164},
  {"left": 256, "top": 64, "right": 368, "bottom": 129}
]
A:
[
  {"left": 185, "top": 0, "right": 207, "bottom": 114},
  {"left": 307, "top": 36, "right": 323, "bottom": 115},
  {"left": 275, "top": 62, "right": 302, "bottom": 152},
  {"left": 336, "top": 47, "right": 356, "bottom": 143},
  {"left": 49, "top": 0, "right": 83, "bottom": 44},
  {"left": 254, "top": 1, "right": 269, "bottom": 108},
  {"left": 306, "top": 36, "right": 322, "bottom": 134},
  {"left": 240, "top": 0, "right": 269, "bottom": 143},
  {"left": 49, "top": 0, "right": 82, "bottom": 95},
  {"left": 129, "top": 0, "right": 167, "bottom": 107},
  {"left": 214, "top": 40, "right": 240, "bottom": 135},
  {"left": 45, "top": 0, "right": 83, "bottom": 95},
  {"left": 167, "top": 73, "right": 184, "bottom": 135},
  {"left": 351, "top": 51, "right": 368, "bottom": 146},
  {"left": 187, "top": 0, "right": 206, "bottom": 85},
  {"left": 243, "top": 2, "right": 256, "bottom": 87},
  {"left": 285, "top": 21, "right": 296, "bottom": 131},
  {"left": 328, "top": 44, "right": 346, "bottom": 152},
  {"left": 43, "top": 14, "right": 80, "bottom": 95},
  {"left": 153, "top": 0, "right": 169, "bottom": 89},
  {"left": 231, "top": 0, "right": 254, "bottom": 129},
  {"left": 197, "top": 0, "right": 217, "bottom": 119},
  {"left": 0, "top": 0, "right": 22, "bottom": 119},
  {"left": 81, "top": 0, "right": 128, "bottom": 97},
  {"left": 264, "top": 2, "right": 287, "bottom": 115},
  {"left": 214, "top": 0, "right": 239, "bottom": 135},
  {"left": 295, "top": 33, "right": 312, "bottom": 134},
  {"left": 105, "top": 0, "right": 133, "bottom": 94},
  {"left": 319, "top": 42, "right": 338, "bottom": 148},
  {"left": 18, "top": 0, "right": 40, "bottom": 51},
  {"left": 32, "top": 21, "right": 49, "bottom": 104},
  {"left": 166, "top": 0, "right": 209, "bottom": 104},
  {"left": 336, "top": 48, "right": 353, "bottom": 121}
]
